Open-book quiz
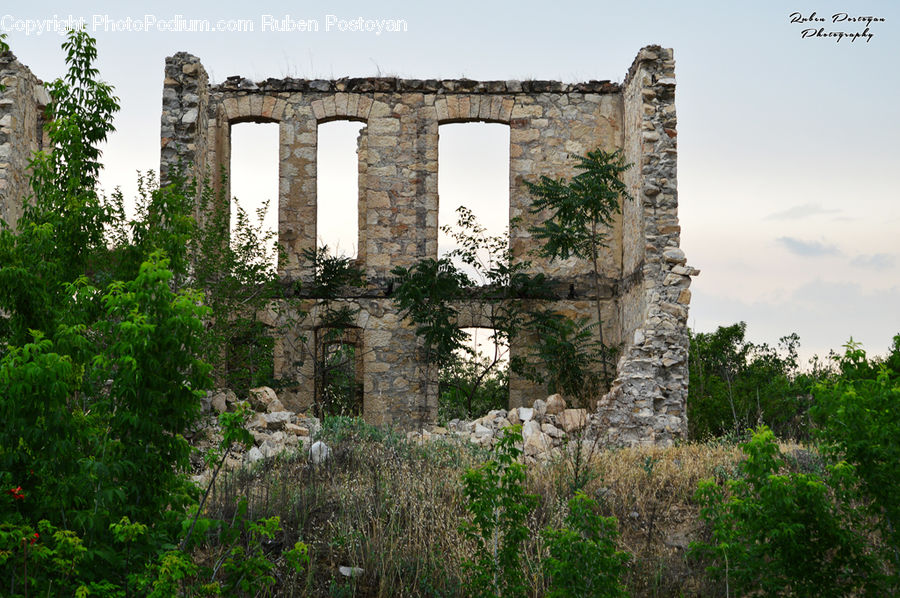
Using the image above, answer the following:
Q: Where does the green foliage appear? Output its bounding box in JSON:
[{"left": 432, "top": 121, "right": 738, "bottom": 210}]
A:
[
  {"left": 190, "top": 181, "right": 284, "bottom": 393},
  {"left": 813, "top": 338, "right": 900, "bottom": 574},
  {"left": 393, "top": 206, "right": 549, "bottom": 415},
  {"left": 439, "top": 356, "right": 509, "bottom": 421},
  {"left": 393, "top": 255, "right": 472, "bottom": 360},
  {"left": 460, "top": 425, "right": 539, "bottom": 598},
  {"left": 523, "top": 311, "right": 606, "bottom": 407},
  {"left": 0, "top": 29, "right": 118, "bottom": 345},
  {"left": 688, "top": 322, "right": 820, "bottom": 440},
  {"left": 0, "top": 30, "right": 299, "bottom": 595},
  {"left": 542, "top": 492, "right": 630, "bottom": 598},
  {"left": 525, "top": 148, "right": 628, "bottom": 264},
  {"left": 691, "top": 426, "right": 881, "bottom": 597},
  {"left": 525, "top": 148, "right": 631, "bottom": 387}
]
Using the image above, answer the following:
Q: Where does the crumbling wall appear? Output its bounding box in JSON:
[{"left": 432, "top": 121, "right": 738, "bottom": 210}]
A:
[
  {"left": 0, "top": 52, "right": 48, "bottom": 229},
  {"left": 596, "top": 47, "right": 696, "bottom": 446},
  {"left": 159, "top": 46, "right": 694, "bottom": 444}
]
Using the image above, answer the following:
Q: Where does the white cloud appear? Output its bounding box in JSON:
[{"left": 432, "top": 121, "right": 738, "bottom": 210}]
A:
[
  {"left": 776, "top": 237, "right": 840, "bottom": 257},
  {"left": 764, "top": 203, "right": 840, "bottom": 221},
  {"left": 850, "top": 253, "right": 896, "bottom": 271}
]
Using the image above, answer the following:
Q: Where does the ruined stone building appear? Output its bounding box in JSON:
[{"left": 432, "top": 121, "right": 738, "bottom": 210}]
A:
[{"left": 1, "top": 46, "right": 695, "bottom": 446}]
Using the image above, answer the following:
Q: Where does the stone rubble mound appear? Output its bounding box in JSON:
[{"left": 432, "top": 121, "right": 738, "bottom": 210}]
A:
[
  {"left": 188, "top": 387, "right": 602, "bottom": 485},
  {"left": 188, "top": 386, "right": 325, "bottom": 487},
  {"left": 406, "top": 394, "right": 602, "bottom": 463}
]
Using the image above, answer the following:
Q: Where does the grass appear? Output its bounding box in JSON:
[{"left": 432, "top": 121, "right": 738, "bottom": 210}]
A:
[{"left": 195, "top": 417, "right": 805, "bottom": 597}]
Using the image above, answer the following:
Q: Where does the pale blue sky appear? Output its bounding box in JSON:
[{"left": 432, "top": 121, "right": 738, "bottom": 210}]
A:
[{"left": 3, "top": 0, "right": 898, "bottom": 363}]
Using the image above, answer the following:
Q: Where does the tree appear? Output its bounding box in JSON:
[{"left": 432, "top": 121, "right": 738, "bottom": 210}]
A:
[
  {"left": 393, "top": 206, "right": 549, "bottom": 417},
  {"left": 525, "top": 148, "right": 631, "bottom": 388},
  {"left": 691, "top": 426, "right": 882, "bottom": 597},
  {"left": 813, "top": 339, "right": 900, "bottom": 580}
]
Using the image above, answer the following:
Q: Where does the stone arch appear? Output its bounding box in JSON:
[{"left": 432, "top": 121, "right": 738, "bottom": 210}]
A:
[
  {"left": 435, "top": 95, "right": 515, "bottom": 124},
  {"left": 310, "top": 93, "right": 388, "bottom": 122},
  {"left": 222, "top": 94, "right": 288, "bottom": 123}
]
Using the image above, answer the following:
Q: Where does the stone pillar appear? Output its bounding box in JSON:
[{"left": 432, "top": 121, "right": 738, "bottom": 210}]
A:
[
  {"left": 598, "top": 46, "right": 695, "bottom": 446},
  {"left": 278, "top": 111, "right": 317, "bottom": 280},
  {"left": 160, "top": 53, "right": 208, "bottom": 187},
  {"left": 359, "top": 94, "right": 438, "bottom": 426},
  {"left": 0, "top": 52, "right": 48, "bottom": 229}
]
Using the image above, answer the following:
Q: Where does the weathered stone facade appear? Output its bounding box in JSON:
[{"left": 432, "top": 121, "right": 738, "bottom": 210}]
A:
[
  {"left": 0, "top": 52, "right": 49, "bottom": 230},
  {"left": 157, "top": 45, "right": 694, "bottom": 445},
  {"left": 0, "top": 45, "right": 694, "bottom": 446}
]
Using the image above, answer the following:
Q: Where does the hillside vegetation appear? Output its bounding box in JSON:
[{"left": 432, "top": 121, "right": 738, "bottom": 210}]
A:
[{"left": 1, "top": 31, "right": 898, "bottom": 597}]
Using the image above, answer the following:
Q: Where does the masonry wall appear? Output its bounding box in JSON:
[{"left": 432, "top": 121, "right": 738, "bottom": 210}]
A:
[
  {"left": 0, "top": 52, "right": 48, "bottom": 229},
  {"left": 597, "top": 47, "right": 696, "bottom": 446},
  {"left": 159, "top": 46, "right": 694, "bottom": 444}
]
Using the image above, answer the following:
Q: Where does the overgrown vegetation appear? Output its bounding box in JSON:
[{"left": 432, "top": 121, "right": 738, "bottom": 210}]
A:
[
  {"left": 0, "top": 30, "right": 302, "bottom": 595},
  {"left": 2, "top": 29, "right": 899, "bottom": 597},
  {"left": 394, "top": 149, "right": 631, "bottom": 414}
]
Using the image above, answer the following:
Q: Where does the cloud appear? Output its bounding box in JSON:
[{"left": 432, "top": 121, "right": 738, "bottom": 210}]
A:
[
  {"left": 764, "top": 203, "right": 841, "bottom": 220},
  {"left": 776, "top": 237, "right": 840, "bottom": 257},
  {"left": 689, "top": 280, "right": 900, "bottom": 365},
  {"left": 850, "top": 253, "right": 896, "bottom": 270}
]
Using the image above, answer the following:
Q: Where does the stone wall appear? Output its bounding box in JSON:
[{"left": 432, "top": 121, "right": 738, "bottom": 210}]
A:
[
  {"left": 0, "top": 52, "right": 48, "bottom": 229},
  {"left": 595, "top": 47, "right": 697, "bottom": 446},
  {"left": 158, "top": 45, "right": 694, "bottom": 444}
]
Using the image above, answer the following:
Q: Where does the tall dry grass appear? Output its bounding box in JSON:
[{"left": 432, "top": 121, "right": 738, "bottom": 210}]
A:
[{"left": 197, "top": 419, "right": 803, "bottom": 597}]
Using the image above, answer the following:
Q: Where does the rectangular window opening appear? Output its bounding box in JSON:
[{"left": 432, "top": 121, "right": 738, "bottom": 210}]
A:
[
  {"left": 440, "top": 327, "right": 510, "bottom": 419},
  {"left": 317, "top": 120, "right": 366, "bottom": 260},
  {"left": 229, "top": 122, "right": 280, "bottom": 270},
  {"left": 438, "top": 122, "right": 510, "bottom": 285}
]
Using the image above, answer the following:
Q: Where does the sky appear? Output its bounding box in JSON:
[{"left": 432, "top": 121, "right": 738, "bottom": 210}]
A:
[{"left": 2, "top": 0, "right": 898, "bottom": 365}]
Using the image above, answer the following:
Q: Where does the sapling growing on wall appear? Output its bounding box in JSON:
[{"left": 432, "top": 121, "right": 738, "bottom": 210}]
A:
[{"left": 525, "top": 148, "right": 631, "bottom": 389}]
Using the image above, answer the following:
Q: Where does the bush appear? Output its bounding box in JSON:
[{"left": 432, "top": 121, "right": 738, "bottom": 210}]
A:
[
  {"left": 542, "top": 491, "right": 629, "bottom": 598},
  {"left": 460, "top": 425, "right": 539, "bottom": 598},
  {"left": 690, "top": 426, "right": 882, "bottom": 597},
  {"left": 813, "top": 338, "right": 900, "bottom": 580}
]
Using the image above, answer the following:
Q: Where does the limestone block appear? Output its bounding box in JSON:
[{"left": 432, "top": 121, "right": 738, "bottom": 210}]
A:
[
  {"left": 560, "top": 409, "right": 588, "bottom": 433},
  {"left": 249, "top": 386, "right": 278, "bottom": 410},
  {"left": 545, "top": 394, "right": 566, "bottom": 415},
  {"left": 264, "top": 411, "right": 293, "bottom": 431},
  {"left": 522, "top": 419, "right": 541, "bottom": 441},
  {"left": 524, "top": 431, "right": 551, "bottom": 456}
]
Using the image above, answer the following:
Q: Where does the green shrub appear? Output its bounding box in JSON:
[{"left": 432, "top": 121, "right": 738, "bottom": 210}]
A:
[
  {"left": 460, "top": 425, "right": 539, "bottom": 598},
  {"left": 690, "top": 426, "right": 881, "bottom": 597},
  {"left": 813, "top": 339, "right": 900, "bottom": 580},
  {"left": 542, "top": 491, "right": 630, "bottom": 598}
]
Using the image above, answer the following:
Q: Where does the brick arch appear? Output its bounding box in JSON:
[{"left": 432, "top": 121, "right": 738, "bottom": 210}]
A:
[
  {"left": 222, "top": 94, "right": 288, "bottom": 123},
  {"left": 310, "top": 93, "right": 388, "bottom": 122},
  {"left": 435, "top": 95, "right": 515, "bottom": 124}
]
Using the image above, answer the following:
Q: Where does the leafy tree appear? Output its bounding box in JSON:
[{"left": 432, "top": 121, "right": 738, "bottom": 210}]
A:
[
  {"left": 0, "top": 29, "right": 303, "bottom": 594},
  {"left": 525, "top": 148, "right": 631, "bottom": 387},
  {"left": 691, "top": 426, "right": 882, "bottom": 597},
  {"left": 813, "top": 338, "right": 900, "bottom": 579},
  {"left": 460, "top": 425, "right": 539, "bottom": 598},
  {"left": 688, "top": 322, "right": 818, "bottom": 440},
  {"left": 439, "top": 355, "right": 509, "bottom": 421}
]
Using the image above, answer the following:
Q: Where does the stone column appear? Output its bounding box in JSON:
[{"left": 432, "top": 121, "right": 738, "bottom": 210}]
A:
[
  {"left": 0, "top": 52, "right": 48, "bottom": 229},
  {"left": 277, "top": 107, "right": 317, "bottom": 281},
  {"left": 598, "top": 46, "right": 695, "bottom": 446},
  {"left": 160, "top": 53, "right": 209, "bottom": 187}
]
